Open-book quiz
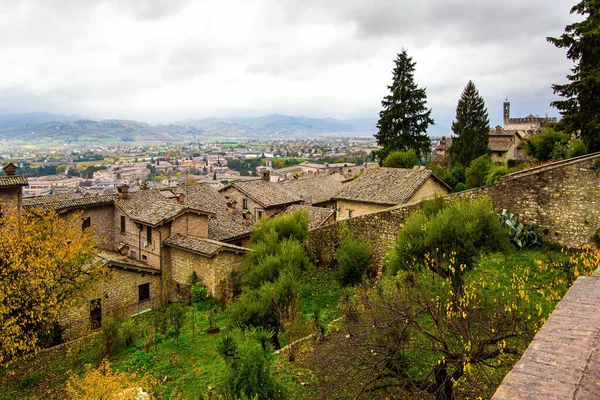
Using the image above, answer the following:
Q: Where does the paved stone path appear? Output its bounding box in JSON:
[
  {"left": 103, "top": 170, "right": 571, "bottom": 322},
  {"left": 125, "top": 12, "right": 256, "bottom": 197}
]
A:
[{"left": 493, "top": 270, "right": 600, "bottom": 399}]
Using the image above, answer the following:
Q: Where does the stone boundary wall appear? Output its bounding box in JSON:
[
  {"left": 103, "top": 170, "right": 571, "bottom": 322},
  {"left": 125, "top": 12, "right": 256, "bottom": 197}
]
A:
[
  {"left": 492, "top": 269, "right": 600, "bottom": 399},
  {"left": 305, "top": 152, "right": 600, "bottom": 268}
]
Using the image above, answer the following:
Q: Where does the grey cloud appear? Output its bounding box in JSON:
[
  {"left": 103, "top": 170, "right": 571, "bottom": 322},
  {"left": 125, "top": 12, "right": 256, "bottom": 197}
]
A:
[
  {"left": 275, "top": 0, "right": 571, "bottom": 46},
  {"left": 114, "top": 0, "right": 192, "bottom": 21}
]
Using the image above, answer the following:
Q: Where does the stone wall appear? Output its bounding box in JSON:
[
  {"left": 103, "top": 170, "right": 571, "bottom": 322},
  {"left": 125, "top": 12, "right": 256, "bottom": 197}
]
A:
[
  {"left": 63, "top": 205, "right": 115, "bottom": 251},
  {"left": 169, "top": 247, "right": 245, "bottom": 298},
  {"left": 61, "top": 268, "right": 161, "bottom": 340},
  {"left": 171, "top": 212, "right": 209, "bottom": 238},
  {"left": 458, "top": 153, "right": 600, "bottom": 248},
  {"left": 336, "top": 199, "right": 390, "bottom": 221},
  {"left": 306, "top": 201, "right": 424, "bottom": 269},
  {"left": 306, "top": 153, "right": 600, "bottom": 269}
]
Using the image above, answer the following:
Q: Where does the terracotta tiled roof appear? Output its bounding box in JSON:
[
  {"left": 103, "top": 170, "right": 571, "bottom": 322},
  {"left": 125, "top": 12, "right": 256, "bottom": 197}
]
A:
[
  {"left": 335, "top": 167, "right": 440, "bottom": 205},
  {"left": 172, "top": 184, "right": 251, "bottom": 241},
  {"left": 277, "top": 204, "right": 334, "bottom": 229},
  {"left": 0, "top": 175, "right": 28, "bottom": 188},
  {"left": 115, "top": 190, "right": 202, "bottom": 227},
  {"left": 278, "top": 175, "right": 343, "bottom": 205},
  {"left": 23, "top": 194, "right": 115, "bottom": 211},
  {"left": 164, "top": 234, "right": 249, "bottom": 257},
  {"left": 96, "top": 250, "right": 161, "bottom": 274},
  {"left": 23, "top": 193, "right": 82, "bottom": 206},
  {"left": 222, "top": 179, "right": 303, "bottom": 208}
]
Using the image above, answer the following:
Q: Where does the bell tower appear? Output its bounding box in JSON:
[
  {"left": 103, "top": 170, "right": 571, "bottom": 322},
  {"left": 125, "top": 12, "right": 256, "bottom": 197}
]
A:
[{"left": 503, "top": 97, "right": 510, "bottom": 125}]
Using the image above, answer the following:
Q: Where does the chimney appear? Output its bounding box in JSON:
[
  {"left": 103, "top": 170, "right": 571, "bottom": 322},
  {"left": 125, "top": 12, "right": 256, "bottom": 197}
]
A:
[
  {"left": 496, "top": 125, "right": 502, "bottom": 135},
  {"left": 3, "top": 162, "right": 17, "bottom": 176},
  {"left": 262, "top": 170, "right": 271, "bottom": 182},
  {"left": 117, "top": 184, "right": 129, "bottom": 199},
  {"left": 177, "top": 193, "right": 185, "bottom": 204}
]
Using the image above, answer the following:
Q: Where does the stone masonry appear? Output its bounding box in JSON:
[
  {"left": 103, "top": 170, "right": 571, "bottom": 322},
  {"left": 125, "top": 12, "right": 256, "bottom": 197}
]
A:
[{"left": 306, "top": 152, "right": 600, "bottom": 269}]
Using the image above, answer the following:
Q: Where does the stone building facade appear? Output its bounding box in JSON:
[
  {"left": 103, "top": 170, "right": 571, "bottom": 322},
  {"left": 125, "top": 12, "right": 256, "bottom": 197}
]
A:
[
  {"left": 3, "top": 178, "right": 251, "bottom": 341},
  {"left": 334, "top": 167, "right": 450, "bottom": 221},
  {"left": 219, "top": 176, "right": 303, "bottom": 224}
]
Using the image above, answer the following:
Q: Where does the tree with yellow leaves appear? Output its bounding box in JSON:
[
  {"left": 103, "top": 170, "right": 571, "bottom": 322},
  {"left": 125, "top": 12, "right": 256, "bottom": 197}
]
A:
[
  {"left": 0, "top": 208, "right": 107, "bottom": 363},
  {"left": 66, "top": 359, "right": 155, "bottom": 400}
]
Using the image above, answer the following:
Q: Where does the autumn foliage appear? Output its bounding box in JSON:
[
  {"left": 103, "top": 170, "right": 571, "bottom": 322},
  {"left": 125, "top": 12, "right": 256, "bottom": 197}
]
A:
[
  {"left": 66, "top": 359, "right": 155, "bottom": 400},
  {"left": 0, "top": 207, "right": 107, "bottom": 363}
]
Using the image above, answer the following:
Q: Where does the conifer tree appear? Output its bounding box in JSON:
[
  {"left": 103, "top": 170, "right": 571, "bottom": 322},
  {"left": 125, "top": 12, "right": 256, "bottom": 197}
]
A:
[
  {"left": 450, "top": 81, "right": 490, "bottom": 166},
  {"left": 547, "top": 0, "right": 600, "bottom": 152},
  {"left": 375, "top": 49, "right": 433, "bottom": 162}
]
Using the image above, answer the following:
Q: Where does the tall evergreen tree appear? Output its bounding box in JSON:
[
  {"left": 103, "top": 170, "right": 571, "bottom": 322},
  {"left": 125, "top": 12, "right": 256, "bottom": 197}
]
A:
[
  {"left": 375, "top": 49, "right": 433, "bottom": 163},
  {"left": 547, "top": 0, "right": 600, "bottom": 152},
  {"left": 449, "top": 81, "right": 490, "bottom": 166}
]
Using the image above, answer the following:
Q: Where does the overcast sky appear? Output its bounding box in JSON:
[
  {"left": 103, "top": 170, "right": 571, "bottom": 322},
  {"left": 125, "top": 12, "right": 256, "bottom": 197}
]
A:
[{"left": 0, "top": 0, "right": 579, "bottom": 132}]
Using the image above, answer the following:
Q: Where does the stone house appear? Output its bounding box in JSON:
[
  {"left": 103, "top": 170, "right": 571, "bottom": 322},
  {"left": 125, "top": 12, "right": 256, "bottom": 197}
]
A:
[
  {"left": 8, "top": 176, "right": 250, "bottom": 340},
  {"left": 334, "top": 167, "right": 451, "bottom": 220},
  {"left": 488, "top": 127, "right": 527, "bottom": 164},
  {"left": 219, "top": 175, "right": 303, "bottom": 224}
]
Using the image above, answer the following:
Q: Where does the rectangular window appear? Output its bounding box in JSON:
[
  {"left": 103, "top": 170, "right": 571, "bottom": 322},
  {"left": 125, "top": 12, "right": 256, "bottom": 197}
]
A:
[
  {"left": 243, "top": 198, "right": 248, "bottom": 210},
  {"left": 141, "top": 254, "right": 148, "bottom": 262},
  {"left": 82, "top": 216, "right": 91, "bottom": 231},
  {"left": 138, "top": 283, "right": 150, "bottom": 302},
  {"left": 146, "top": 226, "right": 152, "bottom": 244},
  {"left": 120, "top": 216, "right": 126, "bottom": 233},
  {"left": 257, "top": 210, "right": 263, "bottom": 219},
  {"left": 348, "top": 210, "right": 354, "bottom": 218},
  {"left": 130, "top": 250, "right": 137, "bottom": 259}
]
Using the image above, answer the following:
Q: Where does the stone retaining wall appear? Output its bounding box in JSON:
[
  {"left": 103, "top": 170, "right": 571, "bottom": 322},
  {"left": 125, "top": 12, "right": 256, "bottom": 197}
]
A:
[{"left": 305, "top": 152, "right": 600, "bottom": 269}]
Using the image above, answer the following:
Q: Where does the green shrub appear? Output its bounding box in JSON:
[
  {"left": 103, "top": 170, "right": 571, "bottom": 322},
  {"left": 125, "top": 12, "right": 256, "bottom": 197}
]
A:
[
  {"left": 567, "top": 138, "right": 587, "bottom": 158},
  {"left": 334, "top": 236, "right": 372, "bottom": 286},
  {"left": 451, "top": 163, "right": 466, "bottom": 184},
  {"left": 250, "top": 210, "right": 308, "bottom": 244},
  {"left": 191, "top": 281, "right": 209, "bottom": 303},
  {"left": 125, "top": 350, "right": 156, "bottom": 369},
  {"left": 120, "top": 319, "right": 138, "bottom": 348},
  {"left": 154, "top": 308, "right": 169, "bottom": 335},
  {"left": 101, "top": 317, "right": 123, "bottom": 355},
  {"left": 454, "top": 182, "right": 467, "bottom": 192},
  {"left": 243, "top": 239, "right": 309, "bottom": 289},
  {"left": 465, "top": 155, "right": 492, "bottom": 188},
  {"left": 167, "top": 303, "right": 187, "bottom": 341},
  {"left": 392, "top": 197, "right": 511, "bottom": 276},
  {"left": 421, "top": 195, "right": 446, "bottom": 217},
  {"left": 216, "top": 330, "right": 286, "bottom": 400},
  {"left": 485, "top": 164, "right": 508, "bottom": 185},
  {"left": 382, "top": 149, "right": 420, "bottom": 168},
  {"left": 229, "top": 273, "right": 299, "bottom": 348},
  {"left": 526, "top": 127, "right": 571, "bottom": 161}
]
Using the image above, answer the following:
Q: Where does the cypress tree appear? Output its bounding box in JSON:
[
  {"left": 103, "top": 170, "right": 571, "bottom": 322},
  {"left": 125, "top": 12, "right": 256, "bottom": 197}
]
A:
[
  {"left": 375, "top": 49, "right": 433, "bottom": 163},
  {"left": 547, "top": 0, "right": 600, "bottom": 152},
  {"left": 450, "top": 81, "right": 490, "bottom": 166}
]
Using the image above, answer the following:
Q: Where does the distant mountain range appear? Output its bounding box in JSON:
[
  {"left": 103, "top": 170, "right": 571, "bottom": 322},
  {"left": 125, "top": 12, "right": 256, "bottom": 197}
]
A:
[
  {"left": 0, "top": 112, "right": 378, "bottom": 146},
  {"left": 176, "top": 114, "right": 378, "bottom": 137}
]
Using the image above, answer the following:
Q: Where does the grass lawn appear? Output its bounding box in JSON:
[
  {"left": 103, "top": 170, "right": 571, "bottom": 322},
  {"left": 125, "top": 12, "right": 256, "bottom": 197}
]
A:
[{"left": 0, "top": 268, "right": 341, "bottom": 399}]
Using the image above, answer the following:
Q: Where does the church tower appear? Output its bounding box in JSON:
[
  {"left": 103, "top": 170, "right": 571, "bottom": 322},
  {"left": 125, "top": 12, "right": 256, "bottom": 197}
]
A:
[{"left": 503, "top": 98, "right": 510, "bottom": 125}]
